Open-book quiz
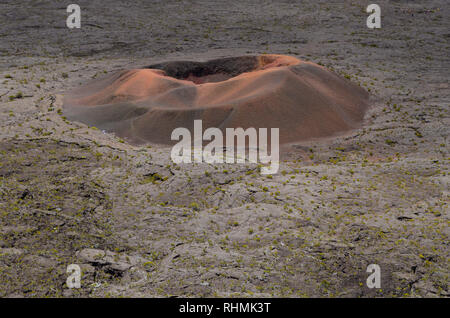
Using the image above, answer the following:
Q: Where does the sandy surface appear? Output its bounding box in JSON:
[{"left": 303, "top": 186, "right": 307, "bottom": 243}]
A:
[{"left": 0, "top": 0, "right": 448, "bottom": 297}]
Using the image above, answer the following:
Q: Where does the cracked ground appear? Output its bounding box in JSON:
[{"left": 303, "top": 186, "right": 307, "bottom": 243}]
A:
[{"left": 0, "top": 0, "right": 448, "bottom": 297}]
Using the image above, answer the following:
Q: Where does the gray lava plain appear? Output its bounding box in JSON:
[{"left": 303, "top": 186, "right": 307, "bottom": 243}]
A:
[{"left": 0, "top": 0, "right": 448, "bottom": 297}]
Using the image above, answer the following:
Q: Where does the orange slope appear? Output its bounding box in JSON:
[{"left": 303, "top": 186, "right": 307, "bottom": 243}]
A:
[{"left": 63, "top": 55, "right": 369, "bottom": 145}]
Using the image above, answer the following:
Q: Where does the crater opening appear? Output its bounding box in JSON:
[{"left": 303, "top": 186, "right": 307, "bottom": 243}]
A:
[{"left": 146, "top": 55, "right": 300, "bottom": 84}]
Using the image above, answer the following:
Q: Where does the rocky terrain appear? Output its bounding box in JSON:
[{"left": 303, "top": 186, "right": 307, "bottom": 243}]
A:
[{"left": 0, "top": 0, "right": 448, "bottom": 297}]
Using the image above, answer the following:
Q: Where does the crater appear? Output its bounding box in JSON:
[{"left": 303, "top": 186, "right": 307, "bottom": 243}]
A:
[
  {"left": 146, "top": 55, "right": 300, "bottom": 84},
  {"left": 63, "top": 54, "right": 369, "bottom": 146}
]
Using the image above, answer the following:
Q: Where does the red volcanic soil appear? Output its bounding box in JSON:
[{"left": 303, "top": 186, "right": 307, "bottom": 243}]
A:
[{"left": 63, "top": 55, "right": 369, "bottom": 145}]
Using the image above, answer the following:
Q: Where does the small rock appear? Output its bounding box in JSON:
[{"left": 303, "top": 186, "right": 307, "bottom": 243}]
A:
[
  {"left": 77, "top": 249, "right": 106, "bottom": 264},
  {"left": 20, "top": 189, "right": 32, "bottom": 200},
  {"left": 0, "top": 248, "right": 23, "bottom": 256}
]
